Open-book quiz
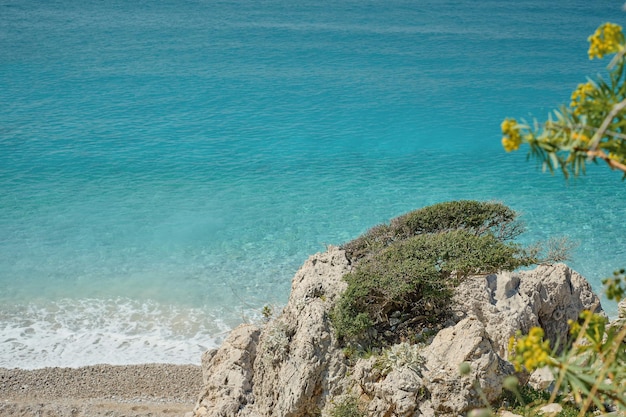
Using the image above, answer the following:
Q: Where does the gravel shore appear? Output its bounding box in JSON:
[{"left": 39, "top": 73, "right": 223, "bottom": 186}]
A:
[{"left": 0, "top": 364, "right": 202, "bottom": 417}]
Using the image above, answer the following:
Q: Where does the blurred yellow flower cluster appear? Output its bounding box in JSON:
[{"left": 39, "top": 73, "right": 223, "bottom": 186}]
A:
[
  {"left": 570, "top": 82, "right": 595, "bottom": 115},
  {"left": 568, "top": 310, "right": 606, "bottom": 346},
  {"left": 501, "top": 118, "right": 521, "bottom": 152},
  {"left": 571, "top": 131, "right": 590, "bottom": 143},
  {"left": 508, "top": 327, "right": 554, "bottom": 372},
  {"left": 588, "top": 22, "right": 624, "bottom": 59},
  {"left": 609, "top": 152, "right": 626, "bottom": 163}
]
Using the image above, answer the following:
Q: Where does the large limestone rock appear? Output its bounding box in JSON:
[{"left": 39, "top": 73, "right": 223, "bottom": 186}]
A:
[
  {"left": 249, "top": 246, "right": 351, "bottom": 417},
  {"left": 352, "top": 317, "right": 514, "bottom": 417},
  {"left": 453, "top": 264, "right": 601, "bottom": 357},
  {"left": 193, "top": 246, "right": 351, "bottom": 417},
  {"left": 353, "top": 356, "right": 430, "bottom": 417},
  {"left": 191, "top": 249, "right": 602, "bottom": 417},
  {"left": 421, "top": 317, "right": 514, "bottom": 414},
  {"left": 194, "top": 324, "right": 260, "bottom": 417},
  {"left": 349, "top": 264, "right": 601, "bottom": 417}
]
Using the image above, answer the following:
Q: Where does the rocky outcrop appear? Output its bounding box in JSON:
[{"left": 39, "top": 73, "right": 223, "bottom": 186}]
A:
[
  {"left": 350, "top": 316, "right": 515, "bottom": 417},
  {"left": 191, "top": 248, "right": 602, "bottom": 417},
  {"left": 356, "top": 361, "right": 429, "bottom": 417},
  {"left": 422, "top": 317, "right": 514, "bottom": 413},
  {"left": 195, "top": 324, "right": 260, "bottom": 417},
  {"left": 194, "top": 246, "right": 351, "bottom": 417},
  {"left": 452, "top": 264, "right": 601, "bottom": 357},
  {"left": 247, "top": 245, "right": 351, "bottom": 417}
]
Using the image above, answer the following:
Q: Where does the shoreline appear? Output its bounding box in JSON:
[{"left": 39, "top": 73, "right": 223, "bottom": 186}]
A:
[{"left": 0, "top": 363, "right": 202, "bottom": 417}]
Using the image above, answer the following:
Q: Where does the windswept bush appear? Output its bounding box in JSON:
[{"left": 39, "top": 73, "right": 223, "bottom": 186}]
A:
[
  {"left": 341, "top": 200, "right": 524, "bottom": 263},
  {"left": 333, "top": 231, "right": 537, "bottom": 346},
  {"left": 333, "top": 201, "right": 540, "bottom": 347}
]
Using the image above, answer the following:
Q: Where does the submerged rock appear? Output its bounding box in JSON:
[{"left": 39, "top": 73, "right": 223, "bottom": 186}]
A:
[{"left": 191, "top": 247, "right": 602, "bottom": 417}]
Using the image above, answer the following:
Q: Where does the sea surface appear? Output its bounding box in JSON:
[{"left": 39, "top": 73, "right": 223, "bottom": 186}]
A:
[{"left": 1, "top": 0, "right": 624, "bottom": 369}]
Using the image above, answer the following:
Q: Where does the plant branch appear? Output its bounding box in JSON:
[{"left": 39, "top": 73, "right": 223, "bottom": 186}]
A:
[
  {"left": 578, "top": 324, "right": 626, "bottom": 416},
  {"left": 586, "top": 149, "right": 626, "bottom": 173},
  {"left": 546, "top": 122, "right": 626, "bottom": 141},
  {"left": 589, "top": 98, "right": 626, "bottom": 150}
]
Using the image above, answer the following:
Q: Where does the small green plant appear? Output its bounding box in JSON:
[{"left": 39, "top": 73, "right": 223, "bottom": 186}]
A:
[
  {"left": 497, "top": 384, "right": 594, "bottom": 417},
  {"left": 341, "top": 345, "right": 379, "bottom": 364},
  {"left": 330, "top": 395, "right": 365, "bottom": 417},
  {"left": 261, "top": 304, "right": 274, "bottom": 322},
  {"left": 260, "top": 321, "right": 291, "bottom": 364},
  {"left": 376, "top": 342, "right": 425, "bottom": 376},
  {"left": 501, "top": 383, "right": 550, "bottom": 410},
  {"left": 603, "top": 268, "right": 626, "bottom": 302}
]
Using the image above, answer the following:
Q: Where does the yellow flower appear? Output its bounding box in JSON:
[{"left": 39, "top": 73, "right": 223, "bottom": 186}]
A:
[
  {"left": 508, "top": 327, "right": 554, "bottom": 373},
  {"left": 588, "top": 23, "right": 624, "bottom": 59},
  {"left": 568, "top": 310, "right": 608, "bottom": 349},
  {"left": 501, "top": 118, "right": 521, "bottom": 152},
  {"left": 570, "top": 82, "right": 595, "bottom": 114},
  {"left": 568, "top": 318, "right": 581, "bottom": 337},
  {"left": 501, "top": 137, "right": 520, "bottom": 152},
  {"left": 571, "top": 131, "right": 590, "bottom": 143},
  {"left": 609, "top": 152, "right": 625, "bottom": 163},
  {"left": 508, "top": 335, "right": 515, "bottom": 354}
]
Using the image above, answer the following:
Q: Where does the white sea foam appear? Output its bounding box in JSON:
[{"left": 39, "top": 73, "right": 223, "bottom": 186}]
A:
[{"left": 0, "top": 298, "right": 232, "bottom": 369}]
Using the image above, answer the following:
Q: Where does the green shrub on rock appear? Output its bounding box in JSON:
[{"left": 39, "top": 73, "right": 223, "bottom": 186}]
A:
[
  {"left": 342, "top": 200, "right": 524, "bottom": 263},
  {"left": 333, "top": 201, "right": 540, "bottom": 347}
]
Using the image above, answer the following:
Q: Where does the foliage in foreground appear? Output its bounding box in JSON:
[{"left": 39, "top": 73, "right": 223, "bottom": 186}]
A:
[
  {"left": 501, "top": 22, "right": 626, "bottom": 178},
  {"left": 496, "top": 23, "right": 626, "bottom": 416},
  {"left": 508, "top": 311, "right": 625, "bottom": 414},
  {"left": 465, "top": 272, "right": 625, "bottom": 417},
  {"left": 333, "top": 200, "right": 543, "bottom": 347}
]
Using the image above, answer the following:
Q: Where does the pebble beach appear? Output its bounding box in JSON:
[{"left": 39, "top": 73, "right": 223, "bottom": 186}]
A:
[{"left": 0, "top": 364, "right": 202, "bottom": 417}]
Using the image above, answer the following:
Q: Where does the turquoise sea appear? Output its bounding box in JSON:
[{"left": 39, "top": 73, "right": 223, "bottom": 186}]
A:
[{"left": 1, "top": 0, "right": 625, "bottom": 368}]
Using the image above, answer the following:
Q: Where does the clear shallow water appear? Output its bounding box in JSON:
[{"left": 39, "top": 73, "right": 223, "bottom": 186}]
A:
[{"left": 1, "top": 0, "right": 624, "bottom": 368}]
